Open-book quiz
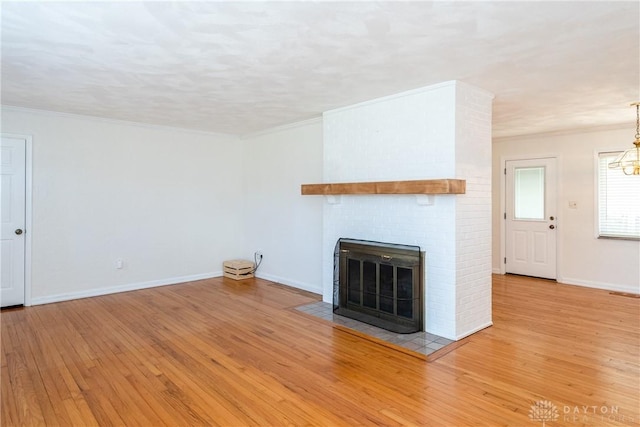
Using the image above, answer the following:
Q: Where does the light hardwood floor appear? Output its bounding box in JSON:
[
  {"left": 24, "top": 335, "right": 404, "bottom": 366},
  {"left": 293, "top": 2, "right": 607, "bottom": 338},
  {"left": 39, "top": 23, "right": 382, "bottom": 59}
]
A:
[{"left": 2, "top": 275, "right": 639, "bottom": 426}]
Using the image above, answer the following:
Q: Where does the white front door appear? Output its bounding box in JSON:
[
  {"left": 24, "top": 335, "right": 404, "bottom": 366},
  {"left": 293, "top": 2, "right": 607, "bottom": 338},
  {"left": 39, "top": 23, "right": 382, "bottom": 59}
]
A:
[
  {"left": 1, "top": 136, "right": 26, "bottom": 307},
  {"left": 505, "top": 158, "right": 557, "bottom": 280}
]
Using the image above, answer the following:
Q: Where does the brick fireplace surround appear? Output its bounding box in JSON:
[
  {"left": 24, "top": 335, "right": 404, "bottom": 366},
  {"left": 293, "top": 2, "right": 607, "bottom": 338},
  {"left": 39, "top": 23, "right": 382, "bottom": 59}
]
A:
[{"left": 318, "top": 81, "right": 494, "bottom": 341}]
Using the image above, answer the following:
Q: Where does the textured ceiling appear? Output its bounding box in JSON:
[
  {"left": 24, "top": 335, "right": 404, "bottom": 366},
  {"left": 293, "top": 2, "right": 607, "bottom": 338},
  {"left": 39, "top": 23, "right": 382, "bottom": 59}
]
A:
[{"left": 1, "top": 1, "right": 638, "bottom": 138}]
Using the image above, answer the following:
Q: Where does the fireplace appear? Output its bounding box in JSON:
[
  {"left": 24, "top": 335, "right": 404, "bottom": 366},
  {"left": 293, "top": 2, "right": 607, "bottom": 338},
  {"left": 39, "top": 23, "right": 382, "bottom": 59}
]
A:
[{"left": 333, "top": 239, "right": 424, "bottom": 333}]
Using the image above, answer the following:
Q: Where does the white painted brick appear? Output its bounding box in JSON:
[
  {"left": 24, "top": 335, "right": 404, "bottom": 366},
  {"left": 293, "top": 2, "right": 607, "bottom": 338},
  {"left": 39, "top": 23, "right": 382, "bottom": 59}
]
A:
[{"left": 322, "top": 81, "right": 493, "bottom": 340}]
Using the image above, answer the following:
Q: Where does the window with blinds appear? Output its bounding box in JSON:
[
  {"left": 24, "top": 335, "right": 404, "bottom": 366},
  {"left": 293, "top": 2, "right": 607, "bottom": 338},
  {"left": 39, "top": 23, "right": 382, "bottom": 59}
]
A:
[{"left": 597, "top": 152, "right": 640, "bottom": 239}]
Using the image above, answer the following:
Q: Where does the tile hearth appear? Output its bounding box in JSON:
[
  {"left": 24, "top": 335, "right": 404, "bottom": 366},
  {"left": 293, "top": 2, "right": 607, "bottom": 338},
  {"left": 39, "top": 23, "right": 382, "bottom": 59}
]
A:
[{"left": 295, "top": 301, "right": 453, "bottom": 356}]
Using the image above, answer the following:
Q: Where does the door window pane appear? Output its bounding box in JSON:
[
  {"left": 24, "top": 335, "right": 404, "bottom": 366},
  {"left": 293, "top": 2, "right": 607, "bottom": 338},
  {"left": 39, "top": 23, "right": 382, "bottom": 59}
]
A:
[{"left": 514, "top": 167, "right": 545, "bottom": 220}]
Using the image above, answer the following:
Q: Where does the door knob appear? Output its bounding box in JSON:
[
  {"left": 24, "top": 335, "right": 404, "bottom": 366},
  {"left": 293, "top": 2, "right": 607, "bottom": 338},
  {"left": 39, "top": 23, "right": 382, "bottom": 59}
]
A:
[
  {"left": 549, "top": 225, "right": 555, "bottom": 230},
  {"left": 15, "top": 229, "right": 23, "bottom": 235}
]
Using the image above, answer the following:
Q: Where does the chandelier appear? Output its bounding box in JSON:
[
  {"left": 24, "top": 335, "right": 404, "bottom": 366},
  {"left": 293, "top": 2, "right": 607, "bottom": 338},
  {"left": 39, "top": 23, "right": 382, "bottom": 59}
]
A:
[{"left": 609, "top": 102, "right": 640, "bottom": 175}]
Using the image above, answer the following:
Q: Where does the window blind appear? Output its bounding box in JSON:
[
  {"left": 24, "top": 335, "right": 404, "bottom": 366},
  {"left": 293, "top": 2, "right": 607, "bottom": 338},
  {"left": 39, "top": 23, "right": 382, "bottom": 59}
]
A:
[{"left": 598, "top": 152, "right": 640, "bottom": 239}]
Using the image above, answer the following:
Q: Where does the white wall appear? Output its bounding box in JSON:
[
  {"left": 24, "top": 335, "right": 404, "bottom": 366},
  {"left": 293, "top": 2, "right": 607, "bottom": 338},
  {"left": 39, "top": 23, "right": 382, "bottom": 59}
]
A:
[
  {"left": 1, "top": 107, "right": 244, "bottom": 304},
  {"left": 5, "top": 103, "right": 634, "bottom": 310},
  {"left": 241, "top": 119, "right": 323, "bottom": 294},
  {"left": 493, "top": 127, "right": 640, "bottom": 293}
]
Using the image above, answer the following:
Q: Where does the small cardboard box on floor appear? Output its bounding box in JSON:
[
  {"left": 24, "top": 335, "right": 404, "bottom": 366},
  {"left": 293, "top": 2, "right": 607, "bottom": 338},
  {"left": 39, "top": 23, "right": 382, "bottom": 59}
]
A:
[{"left": 223, "top": 259, "right": 255, "bottom": 280}]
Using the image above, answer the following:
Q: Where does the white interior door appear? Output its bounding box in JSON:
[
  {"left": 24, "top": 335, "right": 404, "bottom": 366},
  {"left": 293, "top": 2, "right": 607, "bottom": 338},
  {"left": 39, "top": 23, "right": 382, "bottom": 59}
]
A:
[
  {"left": 505, "top": 158, "right": 557, "bottom": 280},
  {"left": 1, "top": 136, "right": 26, "bottom": 307}
]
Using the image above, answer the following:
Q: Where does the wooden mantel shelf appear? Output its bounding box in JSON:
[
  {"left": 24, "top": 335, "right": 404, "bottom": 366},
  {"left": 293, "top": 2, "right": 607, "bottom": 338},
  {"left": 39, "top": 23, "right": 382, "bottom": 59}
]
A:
[{"left": 301, "top": 179, "right": 466, "bottom": 195}]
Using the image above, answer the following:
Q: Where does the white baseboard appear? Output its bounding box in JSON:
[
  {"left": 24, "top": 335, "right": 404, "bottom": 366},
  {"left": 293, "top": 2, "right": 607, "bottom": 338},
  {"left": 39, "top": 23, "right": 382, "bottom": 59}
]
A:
[
  {"left": 492, "top": 268, "right": 503, "bottom": 274},
  {"left": 255, "top": 272, "right": 322, "bottom": 295},
  {"left": 558, "top": 277, "right": 639, "bottom": 294},
  {"left": 492, "top": 272, "right": 637, "bottom": 294},
  {"left": 455, "top": 321, "right": 493, "bottom": 341},
  {"left": 30, "top": 271, "right": 222, "bottom": 306}
]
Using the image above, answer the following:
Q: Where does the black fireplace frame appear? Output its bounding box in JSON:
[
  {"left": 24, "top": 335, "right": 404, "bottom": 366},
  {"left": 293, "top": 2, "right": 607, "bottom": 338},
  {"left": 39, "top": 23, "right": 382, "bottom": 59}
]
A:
[{"left": 333, "top": 238, "right": 424, "bottom": 334}]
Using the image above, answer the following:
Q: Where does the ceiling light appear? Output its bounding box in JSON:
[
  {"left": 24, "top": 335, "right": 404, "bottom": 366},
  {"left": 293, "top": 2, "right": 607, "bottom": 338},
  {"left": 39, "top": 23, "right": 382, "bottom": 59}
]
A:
[{"left": 609, "top": 102, "right": 640, "bottom": 175}]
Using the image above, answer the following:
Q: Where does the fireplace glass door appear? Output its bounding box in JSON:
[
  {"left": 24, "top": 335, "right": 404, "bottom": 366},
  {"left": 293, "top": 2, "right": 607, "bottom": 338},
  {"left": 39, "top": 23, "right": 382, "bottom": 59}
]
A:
[{"left": 334, "top": 239, "right": 423, "bottom": 333}]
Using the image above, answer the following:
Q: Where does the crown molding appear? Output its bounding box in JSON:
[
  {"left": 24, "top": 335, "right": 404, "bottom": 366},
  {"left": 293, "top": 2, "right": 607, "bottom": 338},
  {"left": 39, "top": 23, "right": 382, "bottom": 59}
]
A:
[
  {"left": 1, "top": 105, "right": 238, "bottom": 139},
  {"left": 240, "top": 116, "right": 323, "bottom": 139},
  {"left": 493, "top": 122, "right": 633, "bottom": 143}
]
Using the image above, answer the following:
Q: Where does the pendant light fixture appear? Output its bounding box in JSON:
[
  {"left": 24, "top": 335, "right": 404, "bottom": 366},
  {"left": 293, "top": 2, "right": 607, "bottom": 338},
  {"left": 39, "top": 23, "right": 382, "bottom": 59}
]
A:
[{"left": 609, "top": 102, "right": 640, "bottom": 175}]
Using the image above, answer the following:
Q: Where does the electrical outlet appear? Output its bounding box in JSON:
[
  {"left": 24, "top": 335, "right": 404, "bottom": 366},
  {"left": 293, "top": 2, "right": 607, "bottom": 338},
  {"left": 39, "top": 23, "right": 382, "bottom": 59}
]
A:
[
  {"left": 255, "top": 251, "right": 263, "bottom": 259},
  {"left": 115, "top": 258, "right": 123, "bottom": 269}
]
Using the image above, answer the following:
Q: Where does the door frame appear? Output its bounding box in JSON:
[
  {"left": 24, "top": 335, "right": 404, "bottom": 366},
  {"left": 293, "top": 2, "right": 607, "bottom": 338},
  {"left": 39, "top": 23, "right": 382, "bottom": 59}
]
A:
[
  {"left": 499, "top": 154, "right": 563, "bottom": 282},
  {"left": 2, "top": 133, "right": 33, "bottom": 306}
]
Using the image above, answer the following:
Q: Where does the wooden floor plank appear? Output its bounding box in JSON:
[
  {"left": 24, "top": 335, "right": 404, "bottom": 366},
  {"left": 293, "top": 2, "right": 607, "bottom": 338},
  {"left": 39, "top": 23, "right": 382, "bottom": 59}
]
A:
[{"left": 1, "top": 274, "right": 638, "bottom": 426}]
